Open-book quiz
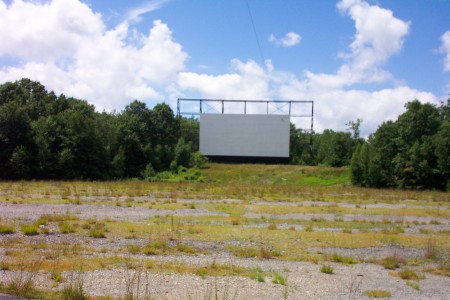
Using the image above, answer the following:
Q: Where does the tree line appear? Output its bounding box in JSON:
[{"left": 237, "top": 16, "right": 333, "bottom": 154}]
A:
[
  {"left": 0, "top": 79, "right": 203, "bottom": 180},
  {"left": 350, "top": 99, "right": 449, "bottom": 190},
  {"left": 1, "top": 79, "right": 448, "bottom": 189}
]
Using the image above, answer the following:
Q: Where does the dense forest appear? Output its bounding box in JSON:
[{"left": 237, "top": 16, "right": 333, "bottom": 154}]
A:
[
  {"left": 0, "top": 79, "right": 448, "bottom": 190},
  {"left": 351, "top": 99, "right": 449, "bottom": 190},
  {"left": 0, "top": 79, "right": 204, "bottom": 180}
]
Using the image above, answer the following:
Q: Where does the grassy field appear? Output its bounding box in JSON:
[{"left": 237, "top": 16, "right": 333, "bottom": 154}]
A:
[{"left": 0, "top": 163, "right": 449, "bottom": 299}]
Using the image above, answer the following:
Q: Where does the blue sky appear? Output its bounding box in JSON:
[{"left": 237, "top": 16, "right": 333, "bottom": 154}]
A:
[{"left": 0, "top": 0, "right": 449, "bottom": 135}]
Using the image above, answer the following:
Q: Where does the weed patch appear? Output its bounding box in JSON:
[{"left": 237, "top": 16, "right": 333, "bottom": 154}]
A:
[
  {"left": 364, "top": 290, "right": 391, "bottom": 298},
  {"left": 320, "top": 265, "right": 334, "bottom": 274}
]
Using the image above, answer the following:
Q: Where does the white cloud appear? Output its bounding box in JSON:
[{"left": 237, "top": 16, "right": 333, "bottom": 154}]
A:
[
  {"left": 307, "top": 0, "right": 410, "bottom": 88},
  {"left": 0, "top": 0, "right": 104, "bottom": 62},
  {"left": 178, "top": 59, "right": 269, "bottom": 100},
  {"left": 441, "top": 31, "right": 450, "bottom": 72},
  {"left": 126, "top": 0, "right": 170, "bottom": 23},
  {"left": 176, "top": 0, "right": 436, "bottom": 135},
  {"left": 0, "top": 0, "right": 441, "bottom": 135},
  {"left": 278, "top": 77, "right": 437, "bottom": 135},
  {"left": 268, "top": 32, "right": 301, "bottom": 47},
  {"left": 0, "top": 0, "right": 187, "bottom": 111}
]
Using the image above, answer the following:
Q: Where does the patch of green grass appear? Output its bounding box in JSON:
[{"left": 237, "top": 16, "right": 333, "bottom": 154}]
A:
[
  {"left": 249, "top": 267, "right": 265, "bottom": 282},
  {"left": 332, "top": 254, "right": 356, "bottom": 264},
  {"left": 272, "top": 271, "right": 287, "bottom": 285},
  {"left": 21, "top": 224, "right": 39, "bottom": 236},
  {"left": 396, "top": 269, "right": 424, "bottom": 281},
  {"left": 126, "top": 244, "right": 141, "bottom": 254},
  {"left": 175, "top": 243, "right": 198, "bottom": 254},
  {"left": 364, "top": 290, "right": 391, "bottom": 298},
  {"left": 0, "top": 223, "right": 15, "bottom": 234},
  {"left": 406, "top": 280, "right": 420, "bottom": 291},
  {"left": 320, "top": 265, "right": 334, "bottom": 274},
  {"left": 380, "top": 256, "right": 404, "bottom": 270},
  {"left": 59, "top": 222, "right": 76, "bottom": 234}
]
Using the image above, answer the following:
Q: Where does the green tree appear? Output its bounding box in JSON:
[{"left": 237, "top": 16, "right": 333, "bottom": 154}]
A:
[
  {"left": 0, "top": 101, "right": 34, "bottom": 178},
  {"left": 352, "top": 100, "right": 448, "bottom": 190}
]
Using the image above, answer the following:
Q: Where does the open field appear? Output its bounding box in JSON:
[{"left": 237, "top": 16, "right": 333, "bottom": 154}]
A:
[{"left": 0, "top": 164, "right": 449, "bottom": 299}]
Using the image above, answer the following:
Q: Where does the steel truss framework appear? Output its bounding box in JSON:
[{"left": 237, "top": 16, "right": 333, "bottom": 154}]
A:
[{"left": 177, "top": 98, "right": 314, "bottom": 132}]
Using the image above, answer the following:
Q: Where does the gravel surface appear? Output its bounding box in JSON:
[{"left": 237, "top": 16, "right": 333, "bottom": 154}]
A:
[{"left": 0, "top": 200, "right": 449, "bottom": 299}]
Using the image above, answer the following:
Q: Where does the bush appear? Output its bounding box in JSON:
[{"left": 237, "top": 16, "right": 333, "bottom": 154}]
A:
[{"left": 191, "top": 151, "right": 208, "bottom": 169}]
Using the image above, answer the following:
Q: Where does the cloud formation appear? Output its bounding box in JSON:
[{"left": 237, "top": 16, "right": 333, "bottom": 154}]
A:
[
  {"left": 126, "top": 0, "right": 170, "bottom": 23},
  {"left": 0, "top": 0, "right": 442, "bottom": 136},
  {"left": 441, "top": 31, "right": 450, "bottom": 72},
  {"left": 177, "top": 0, "right": 435, "bottom": 136},
  {"left": 307, "top": 0, "right": 410, "bottom": 89},
  {"left": 268, "top": 32, "right": 301, "bottom": 47},
  {"left": 0, "top": 0, "right": 186, "bottom": 110}
]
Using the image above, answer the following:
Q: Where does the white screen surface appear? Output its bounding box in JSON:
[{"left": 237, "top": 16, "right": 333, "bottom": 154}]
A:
[{"left": 199, "top": 114, "right": 290, "bottom": 158}]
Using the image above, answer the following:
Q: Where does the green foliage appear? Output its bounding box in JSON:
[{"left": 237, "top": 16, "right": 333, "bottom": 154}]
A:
[
  {"left": 351, "top": 99, "right": 449, "bottom": 190},
  {"left": 0, "top": 79, "right": 198, "bottom": 180}
]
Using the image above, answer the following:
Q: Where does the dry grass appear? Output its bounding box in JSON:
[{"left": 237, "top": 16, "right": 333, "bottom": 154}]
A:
[{"left": 0, "top": 164, "right": 448, "bottom": 298}]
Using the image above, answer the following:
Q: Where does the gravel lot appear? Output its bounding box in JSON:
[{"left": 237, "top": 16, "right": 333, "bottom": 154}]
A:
[{"left": 1, "top": 200, "right": 449, "bottom": 299}]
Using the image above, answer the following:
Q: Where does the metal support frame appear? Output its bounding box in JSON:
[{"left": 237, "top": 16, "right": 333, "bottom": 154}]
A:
[{"left": 177, "top": 98, "right": 314, "bottom": 132}]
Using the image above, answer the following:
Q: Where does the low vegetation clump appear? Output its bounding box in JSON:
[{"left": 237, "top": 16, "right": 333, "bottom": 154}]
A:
[
  {"left": 249, "top": 267, "right": 265, "bottom": 282},
  {"left": 364, "top": 290, "right": 392, "bottom": 298},
  {"left": 332, "top": 254, "right": 356, "bottom": 264},
  {"left": 21, "top": 224, "right": 39, "bottom": 236},
  {"left": 320, "top": 265, "right": 334, "bottom": 274},
  {"left": 0, "top": 223, "right": 15, "bottom": 234},
  {"left": 272, "top": 271, "right": 287, "bottom": 285},
  {"left": 406, "top": 280, "right": 420, "bottom": 291},
  {"left": 396, "top": 269, "right": 424, "bottom": 281},
  {"left": 380, "top": 256, "right": 405, "bottom": 270}
]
